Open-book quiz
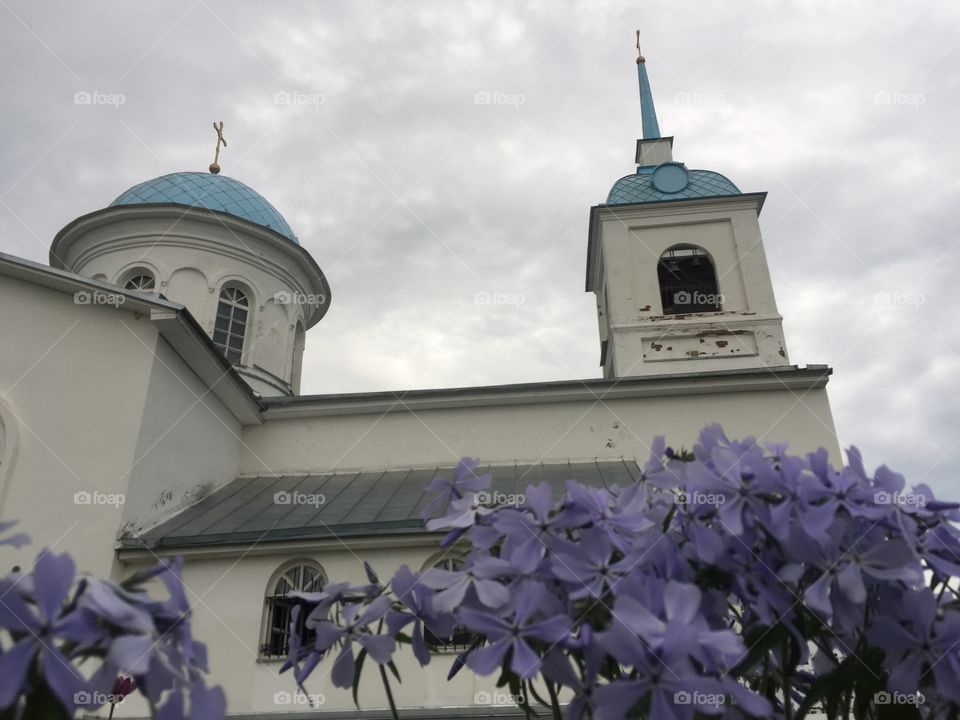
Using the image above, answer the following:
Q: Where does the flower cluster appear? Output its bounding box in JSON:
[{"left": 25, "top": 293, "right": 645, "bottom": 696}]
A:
[
  {"left": 0, "top": 520, "right": 223, "bottom": 719},
  {"left": 282, "top": 429, "right": 960, "bottom": 720}
]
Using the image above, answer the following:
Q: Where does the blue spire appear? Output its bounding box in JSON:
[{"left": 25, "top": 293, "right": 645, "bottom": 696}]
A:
[{"left": 636, "top": 32, "right": 660, "bottom": 139}]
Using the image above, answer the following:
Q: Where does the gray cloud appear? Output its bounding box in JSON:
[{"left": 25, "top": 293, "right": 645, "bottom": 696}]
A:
[{"left": 2, "top": 0, "right": 958, "bottom": 496}]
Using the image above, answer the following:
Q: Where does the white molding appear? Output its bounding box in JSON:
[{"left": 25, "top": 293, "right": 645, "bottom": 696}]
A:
[{"left": 260, "top": 367, "right": 831, "bottom": 419}]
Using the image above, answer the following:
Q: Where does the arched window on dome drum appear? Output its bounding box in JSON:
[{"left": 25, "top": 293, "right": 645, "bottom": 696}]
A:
[
  {"left": 122, "top": 271, "right": 155, "bottom": 292},
  {"left": 260, "top": 563, "right": 326, "bottom": 658},
  {"left": 423, "top": 556, "right": 476, "bottom": 652},
  {"left": 213, "top": 287, "right": 249, "bottom": 364},
  {"left": 657, "top": 245, "right": 721, "bottom": 314}
]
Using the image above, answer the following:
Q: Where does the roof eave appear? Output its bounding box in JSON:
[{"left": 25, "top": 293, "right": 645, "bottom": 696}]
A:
[{"left": 261, "top": 365, "right": 833, "bottom": 419}]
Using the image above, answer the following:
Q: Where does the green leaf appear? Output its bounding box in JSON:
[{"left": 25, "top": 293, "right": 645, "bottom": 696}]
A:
[
  {"left": 496, "top": 647, "right": 515, "bottom": 688},
  {"left": 731, "top": 623, "right": 788, "bottom": 677},
  {"left": 352, "top": 647, "right": 368, "bottom": 709},
  {"left": 387, "top": 659, "right": 402, "bottom": 683},
  {"left": 662, "top": 502, "right": 677, "bottom": 533},
  {"left": 794, "top": 661, "right": 854, "bottom": 720}
]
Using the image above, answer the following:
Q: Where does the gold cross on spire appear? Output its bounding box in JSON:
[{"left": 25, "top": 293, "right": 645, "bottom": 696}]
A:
[
  {"left": 209, "top": 121, "right": 227, "bottom": 174},
  {"left": 636, "top": 30, "right": 645, "bottom": 64}
]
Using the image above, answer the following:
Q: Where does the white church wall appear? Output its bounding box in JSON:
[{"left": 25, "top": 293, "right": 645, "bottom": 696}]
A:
[
  {"left": 239, "top": 388, "right": 842, "bottom": 477},
  {"left": 119, "top": 335, "right": 243, "bottom": 538},
  {"left": 0, "top": 276, "right": 154, "bottom": 576},
  {"left": 117, "top": 542, "right": 540, "bottom": 716}
]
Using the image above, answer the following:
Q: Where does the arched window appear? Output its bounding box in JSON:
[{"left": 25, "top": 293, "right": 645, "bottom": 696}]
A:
[
  {"left": 260, "top": 562, "right": 326, "bottom": 658},
  {"left": 213, "top": 286, "right": 249, "bottom": 364},
  {"left": 122, "top": 270, "right": 156, "bottom": 292},
  {"left": 423, "top": 556, "right": 475, "bottom": 652},
  {"left": 657, "top": 245, "right": 721, "bottom": 314}
]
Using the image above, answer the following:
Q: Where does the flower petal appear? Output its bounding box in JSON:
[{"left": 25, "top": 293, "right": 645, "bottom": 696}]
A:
[
  {"left": 0, "top": 637, "right": 37, "bottom": 708},
  {"left": 33, "top": 550, "right": 76, "bottom": 624},
  {"left": 107, "top": 634, "right": 155, "bottom": 676}
]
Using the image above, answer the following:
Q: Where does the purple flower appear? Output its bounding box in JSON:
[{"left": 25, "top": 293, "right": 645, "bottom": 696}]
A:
[
  {"left": 493, "top": 482, "right": 560, "bottom": 573},
  {"left": 309, "top": 595, "right": 395, "bottom": 688},
  {"left": 419, "top": 554, "right": 513, "bottom": 613},
  {"left": 681, "top": 447, "right": 775, "bottom": 536},
  {"left": 869, "top": 589, "right": 960, "bottom": 703},
  {"left": 796, "top": 533, "right": 922, "bottom": 620},
  {"left": 601, "top": 582, "right": 744, "bottom": 675},
  {"left": 551, "top": 527, "right": 631, "bottom": 600},
  {"left": 459, "top": 582, "right": 572, "bottom": 679},
  {"left": 0, "top": 550, "right": 94, "bottom": 712},
  {"left": 386, "top": 565, "right": 453, "bottom": 666},
  {"left": 801, "top": 447, "right": 889, "bottom": 526},
  {"left": 275, "top": 429, "right": 960, "bottom": 717},
  {"left": 420, "top": 458, "right": 491, "bottom": 520}
]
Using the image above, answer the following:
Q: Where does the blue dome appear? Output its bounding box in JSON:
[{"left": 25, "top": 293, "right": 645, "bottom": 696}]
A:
[
  {"left": 110, "top": 172, "right": 298, "bottom": 243},
  {"left": 606, "top": 167, "right": 740, "bottom": 206}
]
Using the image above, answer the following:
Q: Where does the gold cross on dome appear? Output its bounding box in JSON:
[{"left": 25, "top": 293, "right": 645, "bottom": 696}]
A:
[{"left": 209, "top": 121, "right": 227, "bottom": 174}]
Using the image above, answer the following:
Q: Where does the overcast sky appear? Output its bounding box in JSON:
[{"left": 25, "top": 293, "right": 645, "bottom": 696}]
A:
[{"left": 2, "top": 1, "right": 958, "bottom": 497}]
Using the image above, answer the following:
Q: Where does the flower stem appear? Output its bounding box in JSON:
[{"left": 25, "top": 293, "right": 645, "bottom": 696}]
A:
[
  {"left": 545, "top": 679, "right": 562, "bottom": 720},
  {"left": 379, "top": 664, "right": 399, "bottom": 719}
]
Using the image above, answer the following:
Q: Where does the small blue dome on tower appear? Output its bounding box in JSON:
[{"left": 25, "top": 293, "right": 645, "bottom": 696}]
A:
[
  {"left": 110, "top": 172, "right": 298, "bottom": 243},
  {"left": 606, "top": 166, "right": 741, "bottom": 206}
]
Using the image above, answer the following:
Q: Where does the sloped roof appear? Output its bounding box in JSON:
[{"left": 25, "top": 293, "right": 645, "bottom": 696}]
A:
[
  {"left": 134, "top": 459, "right": 642, "bottom": 549},
  {"left": 606, "top": 168, "right": 740, "bottom": 206}
]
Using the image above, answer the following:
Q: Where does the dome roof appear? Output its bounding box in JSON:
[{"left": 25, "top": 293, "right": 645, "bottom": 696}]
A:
[
  {"left": 110, "top": 172, "right": 298, "bottom": 243},
  {"left": 606, "top": 167, "right": 740, "bottom": 206}
]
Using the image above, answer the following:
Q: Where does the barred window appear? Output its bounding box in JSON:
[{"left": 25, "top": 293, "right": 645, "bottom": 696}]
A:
[
  {"left": 260, "top": 563, "right": 326, "bottom": 659},
  {"left": 213, "top": 286, "right": 249, "bottom": 364},
  {"left": 424, "top": 557, "right": 476, "bottom": 653}
]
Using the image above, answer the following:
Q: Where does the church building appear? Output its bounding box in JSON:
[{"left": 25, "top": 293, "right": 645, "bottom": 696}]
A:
[{"left": 0, "top": 42, "right": 839, "bottom": 717}]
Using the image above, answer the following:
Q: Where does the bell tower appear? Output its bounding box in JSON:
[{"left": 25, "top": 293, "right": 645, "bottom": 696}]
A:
[{"left": 585, "top": 36, "right": 789, "bottom": 379}]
